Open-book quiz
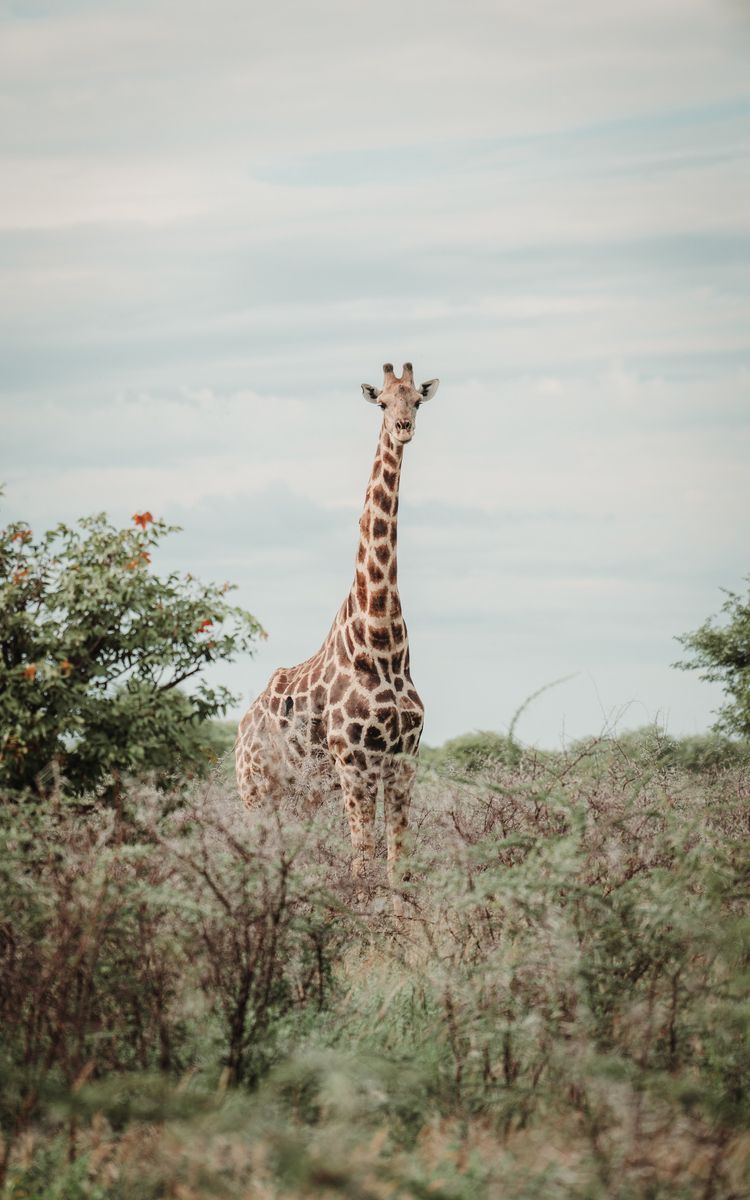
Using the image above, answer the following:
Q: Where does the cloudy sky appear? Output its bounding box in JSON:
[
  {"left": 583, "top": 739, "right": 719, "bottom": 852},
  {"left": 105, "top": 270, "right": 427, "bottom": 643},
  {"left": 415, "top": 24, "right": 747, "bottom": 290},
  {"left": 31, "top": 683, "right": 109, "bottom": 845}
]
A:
[{"left": 2, "top": 0, "right": 749, "bottom": 746}]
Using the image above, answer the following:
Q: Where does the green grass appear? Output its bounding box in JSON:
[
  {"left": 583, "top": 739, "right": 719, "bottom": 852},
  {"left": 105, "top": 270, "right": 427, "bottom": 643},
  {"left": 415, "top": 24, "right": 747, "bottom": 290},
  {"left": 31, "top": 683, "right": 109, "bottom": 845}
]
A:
[{"left": 1, "top": 730, "right": 749, "bottom": 1198}]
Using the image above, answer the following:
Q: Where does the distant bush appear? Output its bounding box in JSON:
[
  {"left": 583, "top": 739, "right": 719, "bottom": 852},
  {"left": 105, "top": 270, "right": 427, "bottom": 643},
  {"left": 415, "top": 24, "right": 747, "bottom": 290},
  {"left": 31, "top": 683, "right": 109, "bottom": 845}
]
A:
[
  {"left": 665, "top": 730, "right": 750, "bottom": 772},
  {"left": 424, "top": 729, "right": 522, "bottom": 774},
  {"left": 567, "top": 725, "right": 750, "bottom": 775},
  {"left": 676, "top": 577, "right": 750, "bottom": 739},
  {"left": 200, "top": 718, "right": 239, "bottom": 766}
]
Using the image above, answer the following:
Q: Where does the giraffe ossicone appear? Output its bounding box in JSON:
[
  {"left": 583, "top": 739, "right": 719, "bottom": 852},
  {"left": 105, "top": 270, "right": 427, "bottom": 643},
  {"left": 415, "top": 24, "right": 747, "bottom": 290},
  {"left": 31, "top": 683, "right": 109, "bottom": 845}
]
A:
[{"left": 235, "top": 362, "right": 439, "bottom": 914}]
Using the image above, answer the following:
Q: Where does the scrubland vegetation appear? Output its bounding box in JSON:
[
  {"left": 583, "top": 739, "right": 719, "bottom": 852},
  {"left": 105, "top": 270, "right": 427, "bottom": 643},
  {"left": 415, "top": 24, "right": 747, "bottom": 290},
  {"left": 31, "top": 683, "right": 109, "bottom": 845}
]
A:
[
  {"left": 3, "top": 511, "right": 749, "bottom": 1196},
  {"left": 1, "top": 729, "right": 748, "bottom": 1199}
]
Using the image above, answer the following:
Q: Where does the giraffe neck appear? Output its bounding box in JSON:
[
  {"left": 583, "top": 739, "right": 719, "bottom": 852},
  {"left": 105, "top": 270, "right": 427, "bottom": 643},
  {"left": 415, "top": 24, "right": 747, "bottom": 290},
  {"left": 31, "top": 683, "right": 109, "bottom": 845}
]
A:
[{"left": 350, "top": 421, "right": 406, "bottom": 646}]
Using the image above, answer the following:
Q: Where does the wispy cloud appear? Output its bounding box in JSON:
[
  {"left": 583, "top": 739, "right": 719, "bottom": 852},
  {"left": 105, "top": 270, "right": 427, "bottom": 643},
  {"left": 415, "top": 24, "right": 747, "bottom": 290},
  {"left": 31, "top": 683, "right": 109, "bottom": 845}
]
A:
[{"left": 2, "top": 0, "right": 749, "bottom": 743}]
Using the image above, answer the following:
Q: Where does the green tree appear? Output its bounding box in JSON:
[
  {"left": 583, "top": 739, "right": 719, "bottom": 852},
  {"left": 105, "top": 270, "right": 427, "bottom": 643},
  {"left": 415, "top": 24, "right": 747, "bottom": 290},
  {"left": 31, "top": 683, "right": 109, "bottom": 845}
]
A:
[
  {"left": 676, "top": 579, "right": 750, "bottom": 739},
  {"left": 0, "top": 508, "right": 264, "bottom": 794}
]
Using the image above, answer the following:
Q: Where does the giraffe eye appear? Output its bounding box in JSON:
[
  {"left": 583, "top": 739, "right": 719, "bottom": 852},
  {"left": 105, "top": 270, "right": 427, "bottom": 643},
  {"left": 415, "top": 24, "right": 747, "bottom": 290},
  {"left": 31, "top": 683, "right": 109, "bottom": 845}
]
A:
[
  {"left": 414, "top": 400, "right": 421, "bottom": 409},
  {"left": 379, "top": 402, "right": 386, "bottom": 410}
]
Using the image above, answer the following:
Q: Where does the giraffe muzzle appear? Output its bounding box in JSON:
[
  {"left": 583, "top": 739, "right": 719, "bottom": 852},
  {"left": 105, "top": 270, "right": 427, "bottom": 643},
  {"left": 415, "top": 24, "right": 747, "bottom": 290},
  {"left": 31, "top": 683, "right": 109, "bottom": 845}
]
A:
[{"left": 394, "top": 419, "right": 413, "bottom": 441}]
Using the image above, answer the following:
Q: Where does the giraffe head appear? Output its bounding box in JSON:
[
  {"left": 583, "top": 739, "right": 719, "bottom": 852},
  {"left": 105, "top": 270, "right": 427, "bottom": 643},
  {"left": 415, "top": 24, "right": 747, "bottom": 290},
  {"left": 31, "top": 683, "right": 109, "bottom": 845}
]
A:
[{"left": 361, "top": 362, "right": 439, "bottom": 445}]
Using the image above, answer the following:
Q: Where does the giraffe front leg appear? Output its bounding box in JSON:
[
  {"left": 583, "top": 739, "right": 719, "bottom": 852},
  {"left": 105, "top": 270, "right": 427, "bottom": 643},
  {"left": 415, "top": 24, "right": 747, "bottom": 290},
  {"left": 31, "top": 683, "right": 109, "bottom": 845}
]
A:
[
  {"left": 335, "top": 763, "right": 378, "bottom": 889},
  {"left": 384, "top": 756, "right": 417, "bottom": 918}
]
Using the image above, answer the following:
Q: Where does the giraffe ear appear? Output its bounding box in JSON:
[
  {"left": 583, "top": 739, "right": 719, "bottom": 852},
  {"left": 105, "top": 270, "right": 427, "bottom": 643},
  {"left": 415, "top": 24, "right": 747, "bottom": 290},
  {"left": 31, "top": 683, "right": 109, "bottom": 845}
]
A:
[
  {"left": 361, "top": 384, "right": 382, "bottom": 404},
  {"left": 419, "top": 378, "right": 439, "bottom": 401}
]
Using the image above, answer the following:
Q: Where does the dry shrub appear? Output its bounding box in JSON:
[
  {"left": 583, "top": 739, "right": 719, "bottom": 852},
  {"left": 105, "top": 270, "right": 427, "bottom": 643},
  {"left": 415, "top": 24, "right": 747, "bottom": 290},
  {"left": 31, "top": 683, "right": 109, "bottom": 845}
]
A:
[{"left": 1, "top": 737, "right": 749, "bottom": 1199}]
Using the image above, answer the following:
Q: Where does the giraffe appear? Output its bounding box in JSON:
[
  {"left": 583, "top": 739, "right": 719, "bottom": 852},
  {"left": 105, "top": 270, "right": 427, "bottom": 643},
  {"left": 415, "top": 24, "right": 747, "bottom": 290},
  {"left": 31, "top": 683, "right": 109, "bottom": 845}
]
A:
[{"left": 235, "top": 362, "right": 439, "bottom": 910}]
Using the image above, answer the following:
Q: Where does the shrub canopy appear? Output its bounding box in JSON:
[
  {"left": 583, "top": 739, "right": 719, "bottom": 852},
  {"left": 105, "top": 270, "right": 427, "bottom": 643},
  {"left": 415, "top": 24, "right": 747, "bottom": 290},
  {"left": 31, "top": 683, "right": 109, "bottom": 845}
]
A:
[
  {"left": 0, "top": 509, "right": 263, "bottom": 794},
  {"left": 676, "top": 579, "right": 750, "bottom": 739}
]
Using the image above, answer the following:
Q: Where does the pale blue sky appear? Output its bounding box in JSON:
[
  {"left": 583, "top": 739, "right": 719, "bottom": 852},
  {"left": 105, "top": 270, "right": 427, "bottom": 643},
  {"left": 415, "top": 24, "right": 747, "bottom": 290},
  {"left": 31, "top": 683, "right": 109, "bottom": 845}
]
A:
[{"left": 2, "top": 0, "right": 749, "bottom": 746}]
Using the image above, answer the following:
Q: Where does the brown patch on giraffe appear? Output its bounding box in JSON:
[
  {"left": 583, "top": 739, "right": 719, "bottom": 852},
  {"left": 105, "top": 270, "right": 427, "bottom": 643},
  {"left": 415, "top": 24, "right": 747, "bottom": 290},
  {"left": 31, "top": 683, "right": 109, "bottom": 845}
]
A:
[
  {"left": 388, "top": 560, "right": 397, "bottom": 585},
  {"left": 345, "top": 691, "right": 370, "bottom": 720},
  {"left": 329, "top": 675, "right": 348, "bottom": 705},
  {"left": 312, "top": 683, "right": 326, "bottom": 709},
  {"left": 344, "top": 625, "right": 355, "bottom": 655},
  {"left": 336, "top": 633, "right": 349, "bottom": 666},
  {"left": 364, "top": 724, "right": 388, "bottom": 752},
  {"left": 357, "top": 542, "right": 366, "bottom": 564},
  {"left": 354, "top": 654, "right": 378, "bottom": 681},
  {"left": 374, "top": 688, "right": 394, "bottom": 704},
  {"left": 351, "top": 617, "right": 366, "bottom": 646},
  {"left": 367, "top": 558, "right": 385, "bottom": 584},
  {"left": 323, "top": 661, "right": 336, "bottom": 685},
  {"left": 372, "top": 517, "right": 388, "bottom": 540},
  {"left": 352, "top": 749, "right": 367, "bottom": 770},
  {"left": 391, "top": 651, "right": 403, "bottom": 673},
  {"left": 388, "top": 522, "right": 397, "bottom": 547},
  {"left": 274, "top": 674, "right": 287, "bottom": 694},
  {"left": 382, "top": 450, "right": 398, "bottom": 469},
  {"left": 356, "top": 570, "right": 367, "bottom": 609},
  {"left": 329, "top": 706, "right": 344, "bottom": 727},
  {"left": 394, "top": 678, "right": 404, "bottom": 692},
  {"left": 375, "top": 543, "right": 390, "bottom": 566},
  {"left": 376, "top": 706, "right": 396, "bottom": 726},
  {"left": 347, "top": 721, "right": 363, "bottom": 744},
  {"left": 401, "top": 710, "right": 423, "bottom": 730},
  {"left": 370, "top": 626, "right": 390, "bottom": 650},
  {"left": 382, "top": 468, "right": 396, "bottom": 491},
  {"left": 372, "top": 485, "right": 391, "bottom": 514},
  {"left": 391, "top": 622, "right": 404, "bottom": 643},
  {"left": 369, "top": 589, "right": 387, "bottom": 616}
]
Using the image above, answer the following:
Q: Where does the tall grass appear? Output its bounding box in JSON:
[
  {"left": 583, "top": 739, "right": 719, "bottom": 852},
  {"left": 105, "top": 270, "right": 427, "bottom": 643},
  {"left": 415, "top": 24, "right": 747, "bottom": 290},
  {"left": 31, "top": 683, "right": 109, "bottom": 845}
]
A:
[{"left": 1, "top": 732, "right": 748, "bottom": 1198}]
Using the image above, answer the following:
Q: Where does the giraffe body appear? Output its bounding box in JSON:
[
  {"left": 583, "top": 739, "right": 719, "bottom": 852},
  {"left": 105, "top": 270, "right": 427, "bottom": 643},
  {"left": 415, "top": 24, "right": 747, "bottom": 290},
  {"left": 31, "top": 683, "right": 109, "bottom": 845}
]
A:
[{"left": 235, "top": 363, "right": 439, "bottom": 905}]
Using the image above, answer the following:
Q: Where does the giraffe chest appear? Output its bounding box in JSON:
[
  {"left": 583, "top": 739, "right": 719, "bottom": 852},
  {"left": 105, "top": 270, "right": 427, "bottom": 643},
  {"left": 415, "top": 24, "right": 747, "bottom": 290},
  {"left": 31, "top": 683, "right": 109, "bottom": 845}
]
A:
[{"left": 325, "top": 664, "right": 424, "bottom": 759}]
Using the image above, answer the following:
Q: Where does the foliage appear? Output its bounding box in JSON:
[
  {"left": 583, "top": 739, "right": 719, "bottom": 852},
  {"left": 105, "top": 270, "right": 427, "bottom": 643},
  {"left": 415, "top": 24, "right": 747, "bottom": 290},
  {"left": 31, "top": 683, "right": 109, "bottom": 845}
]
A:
[
  {"left": 0, "top": 783, "right": 351, "bottom": 1187},
  {"left": 422, "top": 730, "right": 522, "bottom": 773},
  {"left": 568, "top": 725, "right": 750, "bottom": 775},
  {"left": 0, "top": 510, "right": 263, "bottom": 794},
  {"left": 676, "top": 578, "right": 750, "bottom": 739},
  {"left": 2, "top": 736, "right": 749, "bottom": 1199}
]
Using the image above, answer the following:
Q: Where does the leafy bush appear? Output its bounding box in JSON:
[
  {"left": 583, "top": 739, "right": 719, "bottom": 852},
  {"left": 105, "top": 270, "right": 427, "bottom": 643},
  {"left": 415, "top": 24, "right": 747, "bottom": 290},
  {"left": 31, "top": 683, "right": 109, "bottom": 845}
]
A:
[
  {"left": 676, "top": 578, "right": 750, "bottom": 738},
  {"left": 566, "top": 725, "right": 750, "bottom": 775},
  {"left": 424, "top": 730, "right": 522, "bottom": 774},
  {"left": 0, "top": 510, "right": 263, "bottom": 794}
]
